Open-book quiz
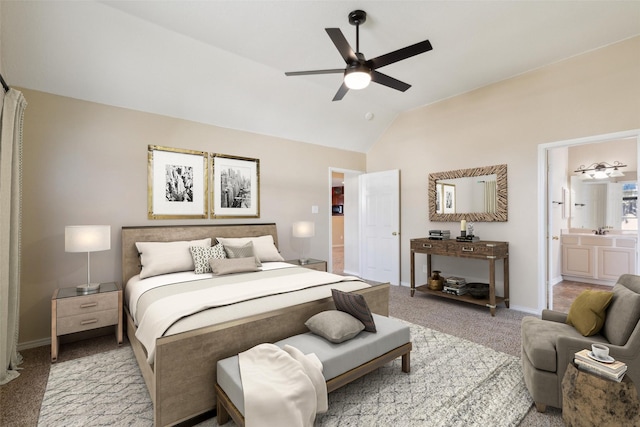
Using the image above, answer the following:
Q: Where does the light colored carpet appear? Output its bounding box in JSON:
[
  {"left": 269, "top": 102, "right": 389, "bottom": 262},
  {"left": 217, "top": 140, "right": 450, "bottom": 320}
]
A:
[{"left": 38, "top": 320, "right": 532, "bottom": 426}]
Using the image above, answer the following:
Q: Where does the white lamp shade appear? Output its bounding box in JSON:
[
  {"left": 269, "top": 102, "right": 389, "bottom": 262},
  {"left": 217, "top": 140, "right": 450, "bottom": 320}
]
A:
[
  {"left": 292, "top": 221, "right": 315, "bottom": 238},
  {"left": 65, "top": 225, "right": 111, "bottom": 253},
  {"left": 344, "top": 70, "right": 371, "bottom": 90}
]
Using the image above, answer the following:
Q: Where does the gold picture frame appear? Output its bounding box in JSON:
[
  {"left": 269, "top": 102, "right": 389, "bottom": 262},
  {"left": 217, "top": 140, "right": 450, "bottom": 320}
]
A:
[
  {"left": 147, "top": 145, "right": 208, "bottom": 219},
  {"left": 211, "top": 153, "right": 260, "bottom": 218}
]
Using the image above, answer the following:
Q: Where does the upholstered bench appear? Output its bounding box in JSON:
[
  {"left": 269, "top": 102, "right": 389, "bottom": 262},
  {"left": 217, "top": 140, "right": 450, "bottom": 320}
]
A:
[{"left": 215, "top": 313, "right": 412, "bottom": 426}]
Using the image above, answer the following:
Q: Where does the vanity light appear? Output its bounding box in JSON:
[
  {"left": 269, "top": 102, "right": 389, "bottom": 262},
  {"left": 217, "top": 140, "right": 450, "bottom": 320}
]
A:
[{"left": 574, "top": 161, "right": 627, "bottom": 180}]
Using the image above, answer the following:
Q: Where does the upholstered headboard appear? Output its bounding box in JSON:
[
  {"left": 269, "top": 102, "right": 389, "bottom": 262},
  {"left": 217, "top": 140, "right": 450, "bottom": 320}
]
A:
[{"left": 121, "top": 223, "right": 279, "bottom": 287}]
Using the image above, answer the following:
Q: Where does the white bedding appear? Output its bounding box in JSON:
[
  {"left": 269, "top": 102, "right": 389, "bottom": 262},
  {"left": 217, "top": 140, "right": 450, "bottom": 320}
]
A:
[
  {"left": 240, "top": 343, "right": 327, "bottom": 427},
  {"left": 126, "top": 263, "right": 371, "bottom": 364},
  {"left": 125, "top": 261, "right": 294, "bottom": 324}
]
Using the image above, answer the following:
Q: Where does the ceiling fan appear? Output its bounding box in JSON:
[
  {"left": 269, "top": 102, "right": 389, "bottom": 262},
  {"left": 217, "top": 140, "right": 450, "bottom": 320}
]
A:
[{"left": 285, "top": 10, "right": 433, "bottom": 101}]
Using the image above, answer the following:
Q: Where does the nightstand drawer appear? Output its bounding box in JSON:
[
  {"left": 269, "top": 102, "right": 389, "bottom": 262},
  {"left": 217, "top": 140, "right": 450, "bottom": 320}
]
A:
[
  {"left": 56, "top": 309, "right": 118, "bottom": 335},
  {"left": 56, "top": 292, "right": 118, "bottom": 317}
]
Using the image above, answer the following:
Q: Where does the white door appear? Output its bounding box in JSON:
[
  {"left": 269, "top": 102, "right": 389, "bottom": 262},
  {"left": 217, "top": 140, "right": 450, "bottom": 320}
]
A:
[{"left": 359, "top": 170, "right": 400, "bottom": 285}]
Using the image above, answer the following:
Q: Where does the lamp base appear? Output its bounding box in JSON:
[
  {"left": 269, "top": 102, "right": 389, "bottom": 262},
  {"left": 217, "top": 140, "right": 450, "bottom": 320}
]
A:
[
  {"left": 76, "top": 283, "right": 101, "bottom": 294},
  {"left": 299, "top": 258, "right": 309, "bottom": 265}
]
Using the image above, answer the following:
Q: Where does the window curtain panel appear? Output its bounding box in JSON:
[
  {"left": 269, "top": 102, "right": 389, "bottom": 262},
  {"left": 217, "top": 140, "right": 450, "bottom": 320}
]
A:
[
  {"left": 0, "top": 88, "right": 27, "bottom": 385},
  {"left": 484, "top": 180, "right": 497, "bottom": 214}
]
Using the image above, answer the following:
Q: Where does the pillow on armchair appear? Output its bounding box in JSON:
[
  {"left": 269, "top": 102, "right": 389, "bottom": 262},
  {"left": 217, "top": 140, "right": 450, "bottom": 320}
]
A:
[
  {"left": 603, "top": 283, "right": 640, "bottom": 345},
  {"left": 565, "top": 289, "right": 613, "bottom": 336}
]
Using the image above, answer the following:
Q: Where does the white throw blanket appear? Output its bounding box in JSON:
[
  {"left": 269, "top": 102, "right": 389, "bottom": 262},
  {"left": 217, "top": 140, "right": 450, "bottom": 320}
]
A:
[{"left": 239, "top": 344, "right": 328, "bottom": 427}]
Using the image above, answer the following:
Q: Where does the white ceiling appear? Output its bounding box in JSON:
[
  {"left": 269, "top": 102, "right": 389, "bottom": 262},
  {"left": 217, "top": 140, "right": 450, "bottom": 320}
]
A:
[{"left": 2, "top": 1, "right": 639, "bottom": 153}]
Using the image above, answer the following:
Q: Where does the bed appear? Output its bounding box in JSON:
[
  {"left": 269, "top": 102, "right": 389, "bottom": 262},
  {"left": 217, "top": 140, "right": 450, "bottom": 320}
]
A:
[{"left": 121, "top": 223, "right": 390, "bottom": 426}]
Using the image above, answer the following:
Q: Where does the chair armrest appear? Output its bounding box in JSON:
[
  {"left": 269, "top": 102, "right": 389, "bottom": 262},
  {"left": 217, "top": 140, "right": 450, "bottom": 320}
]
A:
[{"left": 541, "top": 309, "right": 568, "bottom": 324}]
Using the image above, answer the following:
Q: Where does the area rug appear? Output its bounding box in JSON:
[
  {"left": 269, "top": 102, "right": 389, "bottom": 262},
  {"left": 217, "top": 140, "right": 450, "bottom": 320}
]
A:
[{"left": 38, "top": 321, "right": 533, "bottom": 426}]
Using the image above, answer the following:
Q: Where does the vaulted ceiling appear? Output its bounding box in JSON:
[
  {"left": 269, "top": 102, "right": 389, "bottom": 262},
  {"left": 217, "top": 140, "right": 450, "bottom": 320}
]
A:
[{"left": 2, "top": 1, "right": 639, "bottom": 152}]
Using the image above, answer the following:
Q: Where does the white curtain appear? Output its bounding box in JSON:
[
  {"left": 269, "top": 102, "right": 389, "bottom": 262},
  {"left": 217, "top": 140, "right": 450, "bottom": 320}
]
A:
[
  {"left": 0, "top": 88, "right": 27, "bottom": 385},
  {"left": 484, "top": 180, "right": 497, "bottom": 213}
]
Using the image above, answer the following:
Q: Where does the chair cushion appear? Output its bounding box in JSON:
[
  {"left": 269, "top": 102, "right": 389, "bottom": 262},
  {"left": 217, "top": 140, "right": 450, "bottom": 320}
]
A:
[
  {"left": 603, "top": 284, "right": 640, "bottom": 346},
  {"left": 521, "top": 316, "right": 585, "bottom": 373},
  {"left": 566, "top": 290, "right": 613, "bottom": 336}
]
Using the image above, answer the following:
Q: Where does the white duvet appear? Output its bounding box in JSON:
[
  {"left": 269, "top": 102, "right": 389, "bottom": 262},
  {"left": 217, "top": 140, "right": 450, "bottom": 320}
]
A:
[{"left": 126, "top": 263, "right": 370, "bottom": 364}]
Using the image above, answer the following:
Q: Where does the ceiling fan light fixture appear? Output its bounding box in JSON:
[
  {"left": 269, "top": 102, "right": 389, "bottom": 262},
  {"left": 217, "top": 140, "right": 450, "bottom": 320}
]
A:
[{"left": 344, "top": 66, "right": 371, "bottom": 90}]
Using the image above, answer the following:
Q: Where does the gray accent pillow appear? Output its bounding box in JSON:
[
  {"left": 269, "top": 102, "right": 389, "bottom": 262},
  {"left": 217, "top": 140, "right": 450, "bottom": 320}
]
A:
[
  {"left": 223, "top": 241, "right": 262, "bottom": 267},
  {"left": 217, "top": 236, "right": 284, "bottom": 262},
  {"left": 603, "top": 283, "right": 640, "bottom": 346},
  {"left": 305, "top": 310, "right": 365, "bottom": 343},
  {"left": 209, "top": 257, "right": 260, "bottom": 276},
  {"left": 136, "top": 238, "right": 211, "bottom": 279},
  {"left": 332, "top": 288, "right": 376, "bottom": 332},
  {"left": 190, "top": 243, "right": 226, "bottom": 274}
]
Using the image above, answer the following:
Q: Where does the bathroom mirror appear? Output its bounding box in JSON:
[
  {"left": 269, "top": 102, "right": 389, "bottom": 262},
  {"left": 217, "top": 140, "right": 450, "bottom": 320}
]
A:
[{"left": 429, "top": 164, "right": 508, "bottom": 222}]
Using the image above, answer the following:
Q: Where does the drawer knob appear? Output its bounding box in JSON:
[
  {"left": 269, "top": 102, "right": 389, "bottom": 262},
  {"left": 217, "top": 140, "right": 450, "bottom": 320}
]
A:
[
  {"left": 422, "top": 244, "right": 432, "bottom": 248},
  {"left": 80, "top": 302, "right": 98, "bottom": 309},
  {"left": 462, "top": 247, "right": 474, "bottom": 252},
  {"left": 80, "top": 319, "right": 98, "bottom": 325}
]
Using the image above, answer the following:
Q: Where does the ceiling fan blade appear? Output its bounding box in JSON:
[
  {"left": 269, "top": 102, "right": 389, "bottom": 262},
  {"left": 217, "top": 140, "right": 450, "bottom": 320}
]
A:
[
  {"left": 285, "top": 69, "right": 345, "bottom": 76},
  {"left": 325, "top": 28, "right": 357, "bottom": 63},
  {"left": 371, "top": 71, "right": 411, "bottom": 92},
  {"left": 332, "top": 82, "right": 349, "bottom": 101},
  {"left": 367, "top": 39, "right": 432, "bottom": 70}
]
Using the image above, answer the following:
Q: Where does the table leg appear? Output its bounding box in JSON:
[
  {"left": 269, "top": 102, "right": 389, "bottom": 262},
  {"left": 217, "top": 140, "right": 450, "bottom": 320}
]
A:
[
  {"left": 503, "top": 257, "right": 510, "bottom": 308},
  {"left": 410, "top": 250, "right": 415, "bottom": 297},
  {"left": 489, "top": 258, "right": 496, "bottom": 316}
]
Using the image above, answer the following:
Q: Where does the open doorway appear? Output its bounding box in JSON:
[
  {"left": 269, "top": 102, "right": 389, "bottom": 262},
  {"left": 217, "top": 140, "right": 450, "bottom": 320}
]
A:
[
  {"left": 331, "top": 171, "right": 345, "bottom": 274},
  {"left": 540, "top": 130, "right": 640, "bottom": 312}
]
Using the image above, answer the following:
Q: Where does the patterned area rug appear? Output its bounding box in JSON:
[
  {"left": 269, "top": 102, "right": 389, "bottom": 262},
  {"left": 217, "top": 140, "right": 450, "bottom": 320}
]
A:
[{"left": 38, "top": 321, "right": 532, "bottom": 426}]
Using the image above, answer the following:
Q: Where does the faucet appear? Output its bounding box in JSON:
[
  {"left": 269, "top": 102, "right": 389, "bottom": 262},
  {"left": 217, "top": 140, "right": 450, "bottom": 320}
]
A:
[{"left": 593, "top": 227, "right": 609, "bottom": 235}]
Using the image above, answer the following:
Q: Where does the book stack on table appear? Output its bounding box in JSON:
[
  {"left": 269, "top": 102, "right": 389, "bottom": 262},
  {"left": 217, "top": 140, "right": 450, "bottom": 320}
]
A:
[
  {"left": 574, "top": 349, "right": 627, "bottom": 382},
  {"left": 443, "top": 276, "right": 467, "bottom": 295}
]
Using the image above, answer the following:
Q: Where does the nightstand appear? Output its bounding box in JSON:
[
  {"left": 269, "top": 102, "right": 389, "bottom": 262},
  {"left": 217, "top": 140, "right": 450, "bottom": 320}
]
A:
[
  {"left": 51, "top": 282, "right": 123, "bottom": 362},
  {"left": 285, "top": 258, "right": 327, "bottom": 272}
]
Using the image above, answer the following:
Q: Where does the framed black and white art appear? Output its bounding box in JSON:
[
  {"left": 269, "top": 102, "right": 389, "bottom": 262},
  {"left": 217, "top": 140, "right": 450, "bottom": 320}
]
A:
[
  {"left": 147, "top": 145, "right": 208, "bottom": 219},
  {"left": 211, "top": 153, "right": 260, "bottom": 218}
]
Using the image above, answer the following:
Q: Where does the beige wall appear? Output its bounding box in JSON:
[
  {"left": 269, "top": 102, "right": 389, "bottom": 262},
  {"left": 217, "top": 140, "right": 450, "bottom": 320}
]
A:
[
  {"left": 367, "top": 37, "right": 640, "bottom": 311},
  {"left": 19, "top": 89, "right": 365, "bottom": 344},
  {"left": 17, "top": 36, "right": 640, "bottom": 344}
]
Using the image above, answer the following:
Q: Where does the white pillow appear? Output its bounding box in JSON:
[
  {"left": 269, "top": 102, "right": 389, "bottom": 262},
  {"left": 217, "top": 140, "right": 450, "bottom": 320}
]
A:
[
  {"left": 217, "top": 235, "right": 284, "bottom": 262},
  {"left": 136, "top": 238, "right": 211, "bottom": 279}
]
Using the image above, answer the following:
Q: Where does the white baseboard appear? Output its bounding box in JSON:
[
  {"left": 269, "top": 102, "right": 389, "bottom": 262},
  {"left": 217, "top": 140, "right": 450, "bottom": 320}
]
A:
[{"left": 18, "top": 337, "right": 50, "bottom": 351}]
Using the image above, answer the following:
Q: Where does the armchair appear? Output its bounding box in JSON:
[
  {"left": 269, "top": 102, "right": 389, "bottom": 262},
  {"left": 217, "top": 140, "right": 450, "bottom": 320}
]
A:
[{"left": 521, "top": 274, "right": 640, "bottom": 411}]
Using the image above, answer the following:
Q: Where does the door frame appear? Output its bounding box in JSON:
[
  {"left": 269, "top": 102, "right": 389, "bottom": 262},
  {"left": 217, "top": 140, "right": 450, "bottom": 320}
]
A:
[{"left": 537, "top": 129, "right": 640, "bottom": 312}]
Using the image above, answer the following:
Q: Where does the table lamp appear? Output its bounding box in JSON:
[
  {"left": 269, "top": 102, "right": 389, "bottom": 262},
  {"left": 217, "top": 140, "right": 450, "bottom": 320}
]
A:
[
  {"left": 65, "top": 225, "right": 111, "bottom": 293},
  {"left": 292, "top": 221, "right": 315, "bottom": 265}
]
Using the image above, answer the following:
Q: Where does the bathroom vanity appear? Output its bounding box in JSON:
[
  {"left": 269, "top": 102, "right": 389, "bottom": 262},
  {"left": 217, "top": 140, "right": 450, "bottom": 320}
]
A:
[{"left": 561, "top": 230, "right": 637, "bottom": 284}]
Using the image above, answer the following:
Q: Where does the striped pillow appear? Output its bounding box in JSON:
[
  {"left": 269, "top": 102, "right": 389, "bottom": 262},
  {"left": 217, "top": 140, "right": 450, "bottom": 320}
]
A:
[
  {"left": 223, "top": 242, "right": 262, "bottom": 267},
  {"left": 331, "top": 289, "right": 376, "bottom": 332}
]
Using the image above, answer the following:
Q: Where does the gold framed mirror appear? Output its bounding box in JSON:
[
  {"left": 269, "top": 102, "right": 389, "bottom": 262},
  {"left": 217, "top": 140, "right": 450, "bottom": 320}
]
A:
[{"left": 429, "top": 164, "right": 508, "bottom": 222}]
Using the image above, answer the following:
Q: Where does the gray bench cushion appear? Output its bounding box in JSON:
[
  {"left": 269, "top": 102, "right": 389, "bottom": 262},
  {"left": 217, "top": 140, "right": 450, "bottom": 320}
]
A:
[{"left": 217, "top": 314, "right": 410, "bottom": 415}]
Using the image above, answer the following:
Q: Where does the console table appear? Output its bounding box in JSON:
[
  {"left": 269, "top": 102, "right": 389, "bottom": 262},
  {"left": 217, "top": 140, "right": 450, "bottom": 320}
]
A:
[{"left": 410, "top": 238, "right": 509, "bottom": 316}]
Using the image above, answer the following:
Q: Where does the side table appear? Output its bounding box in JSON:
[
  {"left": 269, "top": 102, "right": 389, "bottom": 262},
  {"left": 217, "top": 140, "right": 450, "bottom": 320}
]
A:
[
  {"left": 51, "top": 281, "right": 123, "bottom": 362},
  {"left": 562, "top": 363, "right": 640, "bottom": 426},
  {"left": 285, "top": 258, "right": 327, "bottom": 272}
]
